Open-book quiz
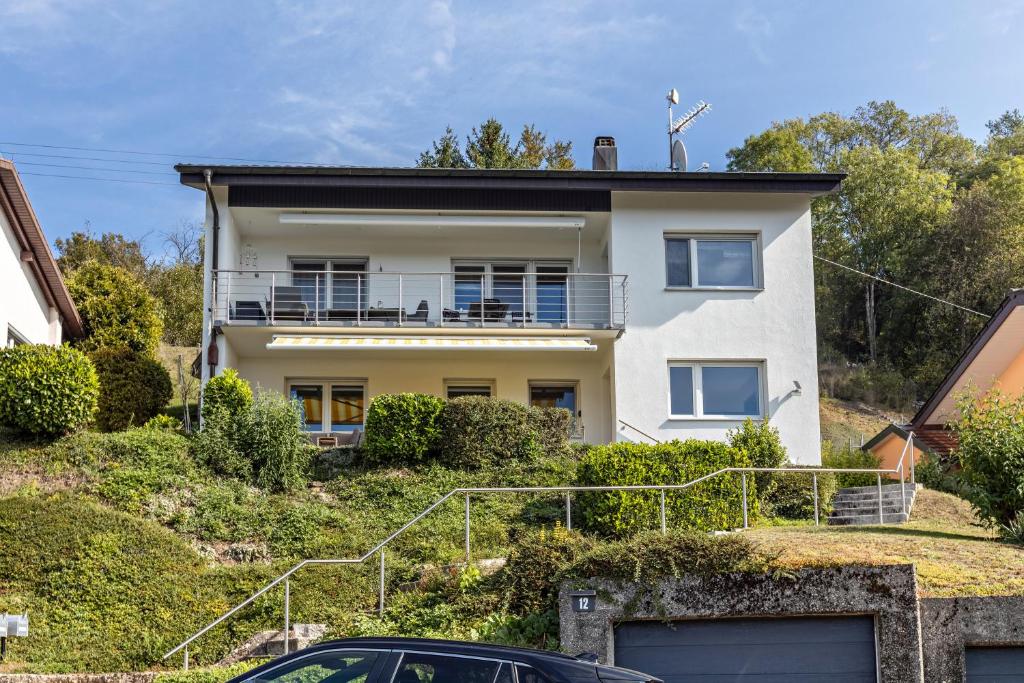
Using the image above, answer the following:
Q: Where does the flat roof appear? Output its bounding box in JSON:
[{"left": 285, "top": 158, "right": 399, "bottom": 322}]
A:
[{"left": 176, "top": 164, "right": 844, "bottom": 195}]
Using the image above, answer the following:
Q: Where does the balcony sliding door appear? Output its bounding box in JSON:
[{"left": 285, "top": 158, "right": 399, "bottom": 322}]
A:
[
  {"left": 535, "top": 265, "right": 569, "bottom": 324},
  {"left": 451, "top": 260, "right": 569, "bottom": 324},
  {"left": 290, "top": 259, "right": 367, "bottom": 319}
]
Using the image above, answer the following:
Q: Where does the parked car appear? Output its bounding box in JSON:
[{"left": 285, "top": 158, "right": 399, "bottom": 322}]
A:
[{"left": 229, "top": 637, "right": 662, "bottom": 683}]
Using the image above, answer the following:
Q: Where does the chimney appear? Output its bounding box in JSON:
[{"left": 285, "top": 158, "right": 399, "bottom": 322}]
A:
[{"left": 592, "top": 136, "right": 617, "bottom": 171}]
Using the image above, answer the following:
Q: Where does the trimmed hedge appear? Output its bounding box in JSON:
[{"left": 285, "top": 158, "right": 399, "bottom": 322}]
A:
[
  {"left": 90, "top": 348, "right": 173, "bottom": 431},
  {"left": 438, "top": 396, "right": 571, "bottom": 468},
  {"left": 364, "top": 393, "right": 445, "bottom": 465},
  {"left": 0, "top": 344, "right": 98, "bottom": 436},
  {"left": 577, "top": 440, "right": 752, "bottom": 536},
  {"left": 201, "top": 368, "right": 253, "bottom": 423},
  {"left": 728, "top": 418, "right": 786, "bottom": 506}
]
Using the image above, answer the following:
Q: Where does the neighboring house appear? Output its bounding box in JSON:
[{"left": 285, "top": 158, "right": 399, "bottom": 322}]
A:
[
  {"left": 865, "top": 289, "right": 1024, "bottom": 469},
  {"left": 177, "top": 140, "right": 842, "bottom": 462},
  {"left": 0, "top": 160, "right": 83, "bottom": 346}
]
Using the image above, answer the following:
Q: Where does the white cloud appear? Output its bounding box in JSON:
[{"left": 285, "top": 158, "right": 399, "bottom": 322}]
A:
[{"left": 734, "top": 5, "right": 774, "bottom": 65}]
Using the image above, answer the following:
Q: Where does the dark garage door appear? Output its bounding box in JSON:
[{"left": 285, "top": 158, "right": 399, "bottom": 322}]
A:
[
  {"left": 614, "top": 615, "right": 877, "bottom": 683},
  {"left": 966, "top": 647, "right": 1024, "bottom": 682}
]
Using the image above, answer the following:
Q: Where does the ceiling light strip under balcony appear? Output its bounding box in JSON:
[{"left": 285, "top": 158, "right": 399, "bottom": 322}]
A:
[
  {"left": 266, "top": 335, "right": 596, "bottom": 351},
  {"left": 278, "top": 213, "right": 585, "bottom": 229}
]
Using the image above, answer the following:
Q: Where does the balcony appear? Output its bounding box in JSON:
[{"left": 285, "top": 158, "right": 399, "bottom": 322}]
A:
[{"left": 212, "top": 269, "right": 628, "bottom": 330}]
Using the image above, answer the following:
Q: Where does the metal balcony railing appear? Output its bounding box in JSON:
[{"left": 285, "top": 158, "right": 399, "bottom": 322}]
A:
[{"left": 212, "top": 270, "right": 628, "bottom": 329}]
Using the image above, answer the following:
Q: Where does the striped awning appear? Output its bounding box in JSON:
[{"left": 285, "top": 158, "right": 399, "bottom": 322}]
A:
[{"left": 266, "top": 335, "right": 596, "bottom": 351}]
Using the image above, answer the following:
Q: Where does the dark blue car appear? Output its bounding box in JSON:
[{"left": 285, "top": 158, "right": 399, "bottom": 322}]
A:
[{"left": 228, "top": 637, "right": 661, "bottom": 683}]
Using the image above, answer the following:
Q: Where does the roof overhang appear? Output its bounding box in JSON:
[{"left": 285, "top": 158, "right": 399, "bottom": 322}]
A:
[
  {"left": 266, "top": 334, "right": 597, "bottom": 352},
  {"left": 175, "top": 165, "right": 844, "bottom": 213},
  {"left": 0, "top": 161, "right": 84, "bottom": 338}
]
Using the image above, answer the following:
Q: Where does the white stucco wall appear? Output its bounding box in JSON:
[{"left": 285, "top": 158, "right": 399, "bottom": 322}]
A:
[
  {"left": 0, "top": 208, "right": 60, "bottom": 345},
  {"left": 608, "top": 192, "right": 822, "bottom": 464}
]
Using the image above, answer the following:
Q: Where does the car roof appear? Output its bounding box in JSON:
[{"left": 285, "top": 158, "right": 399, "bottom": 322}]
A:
[{"left": 300, "top": 636, "right": 583, "bottom": 664}]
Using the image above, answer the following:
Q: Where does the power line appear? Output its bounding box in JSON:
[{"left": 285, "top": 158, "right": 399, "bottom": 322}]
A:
[
  {"left": 0, "top": 141, "right": 327, "bottom": 166},
  {"left": 14, "top": 161, "right": 175, "bottom": 176},
  {"left": 813, "top": 254, "right": 990, "bottom": 318},
  {"left": 19, "top": 172, "right": 181, "bottom": 186},
  {"left": 2, "top": 151, "right": 171, "bottom": 166}
]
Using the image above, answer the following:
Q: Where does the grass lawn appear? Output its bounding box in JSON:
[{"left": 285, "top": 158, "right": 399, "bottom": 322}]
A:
[
  {"left": 818, "top": 396, "right": 894, "bottom": 449},
  {"left": 747, "top": 488, "right": 1024, "bottom": 597}
]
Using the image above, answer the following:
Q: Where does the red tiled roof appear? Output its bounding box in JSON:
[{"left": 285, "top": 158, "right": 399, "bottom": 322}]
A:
[{"left": 914, "top": 424, "right": 958, "bottom": 456}]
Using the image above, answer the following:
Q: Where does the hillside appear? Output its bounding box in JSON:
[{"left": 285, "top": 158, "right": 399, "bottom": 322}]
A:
[{"left": 819, "top": 396, "right": 897, "bottom": 449}]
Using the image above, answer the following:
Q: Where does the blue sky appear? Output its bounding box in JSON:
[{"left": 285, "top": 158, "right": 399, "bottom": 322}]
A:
[{"left": 1, "top": 0, "right": 1022, "bottom": 255}]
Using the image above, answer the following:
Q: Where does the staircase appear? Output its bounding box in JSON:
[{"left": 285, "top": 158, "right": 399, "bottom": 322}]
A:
[
  {"left": 217, "top": 624, "right": 326, "bottom": 665},
  {"left": 828, "top": 483, "right": 919, "bottom": 526}
]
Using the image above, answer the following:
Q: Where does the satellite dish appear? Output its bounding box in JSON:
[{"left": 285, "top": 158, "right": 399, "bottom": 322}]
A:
[
  {"left": 667, "top": 88, "right": 679, "bottom": 105},
  {"left": 672, "top": 139, "right": 688, "bottom": 171}
]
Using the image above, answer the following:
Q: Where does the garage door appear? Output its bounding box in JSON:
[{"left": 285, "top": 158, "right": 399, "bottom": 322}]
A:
[
  {"left": 614, "top": 615, "right": 877, "bottom": 682},
  {"left": 966, "top": 647, "right": 1024, "bottom": 682}
]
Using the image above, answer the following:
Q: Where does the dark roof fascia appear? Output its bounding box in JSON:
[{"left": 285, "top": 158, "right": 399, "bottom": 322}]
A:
[
  {"left": 176, "top": 165, "right": 844, "bottom": 196},
  {"left": 910, "top": 289, "right": 1024, "bottom": 427},
  {"left": 0, "top": 161, "right": 84, "bottom": 338},
  {"left": 862, "top": 423, "right": 910, "bottom": 452}
]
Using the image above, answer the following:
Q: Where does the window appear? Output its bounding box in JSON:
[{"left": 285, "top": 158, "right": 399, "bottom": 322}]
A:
[
  {"left": 450, "top": 260, "right": 571, "bottom": 323},
  {"left": 529, "top": 382, "right": 580, "bottom": 435},
  {"left": 392, "top": 652, "right": 501, "bottom": 683},
  {"left": 289, "top": 381, "right": 365, "bottom": 432},
  {"left": 664, "top": 236, "right": 758, "bottom": 289},
  {"left": 514, "top": 665, "right": 552, "bottom": 683},
  {"left": 445, "top": 380, "right": 494, "bottom": 399},
  {"left": 291, "top": 258, "right": 367, "bottom": 313},
  {"left": 668, "top": 362, "right": 763, "bottom": 419},
  {"left": 248, "top": 650, "right": 380, "bottom": 683}
]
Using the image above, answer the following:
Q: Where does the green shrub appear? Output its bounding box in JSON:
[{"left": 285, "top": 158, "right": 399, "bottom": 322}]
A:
[
  {"left": 762, "top": 469, "right": 837, "bottom": 520},
  {"left": 916, "top": 450, "right": 960, "bottom": 493},
  {"left": 501, "top": 526, "right": 597, "bottom": 614},
  {"left": 951, "top": 389, "right": 1024, "bottom": 529},
  {"left": 154, "top": 661, "right": 264, "bottom": 683},
  {"left": 821, "top": 441, "right": 883, "bottom": 487},
  {"left": 728, "top": 418, "right": 786, "bottom": 505},
  {"left": 90, "top": 348, "right": 173, "bottom": 431},
  {"left": 67, "top": 261, "right": 163, "bottom": 355},
  {"left": 438, "top": 396, "right": 570, "bottom": 468},
  {"left": 190, "top": 408, "right": 253, "bottom": 480},
  {"left": 577, "top": 440, "right": 752, "bottom": 536},
  {"left": 364, "top": 393, "right": 445, "bottom": 465},
  {"left": 144, "top": 413, "right": 182, "bottom": 432},
  {"left": 201, "top": 368, "right": 252, "bottom": 422},
  {"left": 0, "top": 344, "right": 98, "bottom": 436}
]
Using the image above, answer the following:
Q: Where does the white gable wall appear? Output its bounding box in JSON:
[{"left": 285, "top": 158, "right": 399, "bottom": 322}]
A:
[{"left": 0, "top": 208, "right": 60, "bottom": 345}]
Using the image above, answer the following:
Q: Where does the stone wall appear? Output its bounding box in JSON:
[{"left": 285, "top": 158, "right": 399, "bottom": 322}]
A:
[
  {"left": 920, "top": 596, "right": 1024, "bottom": 682},
  {"left": 0, "top": 674, "right": 157, "bottom": 683}
]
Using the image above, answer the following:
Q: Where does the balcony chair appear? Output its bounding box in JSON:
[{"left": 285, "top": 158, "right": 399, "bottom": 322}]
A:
[
  {"left": 270, "top": 286, "right": 310, "bottom": 322},
  {"left": 404, "top": 300, "right": 429, "bottom": 322}
]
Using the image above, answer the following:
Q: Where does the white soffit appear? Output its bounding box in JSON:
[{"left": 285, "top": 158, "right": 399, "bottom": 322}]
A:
[
  {"left": 266, "top": 335, "right": 596, "bottom": 351},
  {"left": 278, "top": 213, "right": 585, "bottom": 229}
]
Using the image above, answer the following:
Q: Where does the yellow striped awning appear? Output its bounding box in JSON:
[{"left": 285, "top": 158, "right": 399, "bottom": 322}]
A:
[{"left": 266, "top": 335, "right": 596, "bottom": 351}]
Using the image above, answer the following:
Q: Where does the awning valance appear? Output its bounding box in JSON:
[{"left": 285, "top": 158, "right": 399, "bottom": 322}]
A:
[{"left": 266, "top": 335, "right": 596, "bottom": 351}]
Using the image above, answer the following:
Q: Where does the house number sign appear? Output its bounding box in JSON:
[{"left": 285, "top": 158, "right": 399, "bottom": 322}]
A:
[{"left": 570, "top": 590, "right": 597, "bottom": 613}]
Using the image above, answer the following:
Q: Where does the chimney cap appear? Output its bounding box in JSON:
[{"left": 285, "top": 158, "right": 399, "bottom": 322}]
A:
[{"left": 593, "top": 136, "right": 616, "bottom": 147}]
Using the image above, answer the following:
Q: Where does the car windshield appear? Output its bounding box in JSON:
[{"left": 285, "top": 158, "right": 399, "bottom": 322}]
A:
[{"left": 249, "top": 651, "right": 381, "bottom": 683}]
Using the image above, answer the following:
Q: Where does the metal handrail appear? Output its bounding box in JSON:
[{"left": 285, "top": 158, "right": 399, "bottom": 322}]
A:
[
  {"left": 617, "top": 419, "right": 662, "bottom": 444},
  {"left": 163, "top": 437, "right": 919, "bottom": 669}
]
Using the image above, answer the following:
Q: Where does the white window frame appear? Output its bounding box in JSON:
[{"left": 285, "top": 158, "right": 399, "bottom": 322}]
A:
[
  {"left": 286, "top": 378, "right": 366, "bottom": 433},
  {"left": 444, "top": 378, "right": 496, "bottom": 398},
  {"left": 528, "top": 380, "right": 582, "bottom": 438},
  {"left": 450, "top": 258, "right": 573, "bottom": 320},
  {"left": 667, "top": 361, "right": 765, "bottom": 420},
  {"left": 288, "top": 256, "right": 369, "bottom": 310},
  {"left": 663, "top": 233, "right": 762, "bottom": 290}
]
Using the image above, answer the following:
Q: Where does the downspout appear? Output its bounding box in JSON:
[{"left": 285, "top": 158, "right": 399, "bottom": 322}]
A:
[{"left": 204, "top": 169, "right": 221, "bottom": 379}]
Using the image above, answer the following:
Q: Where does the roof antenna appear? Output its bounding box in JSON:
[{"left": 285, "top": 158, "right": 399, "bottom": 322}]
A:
[{"left": 666, "top": 89, "right": 711, "bottom": 171}]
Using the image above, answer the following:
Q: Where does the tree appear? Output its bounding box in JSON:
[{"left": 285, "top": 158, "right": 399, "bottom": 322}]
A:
[
  {"left": 54, "top": 229, "right": 149, "bottom": 280},
  {"left": 418, "top": 118, "right": 575, "bottom": 169},
  {"left": 150, "top": 223, "right": 203, "bottom": 347},
  {"left": 67, "top": 261, "right": 163, "bottom": 355}
]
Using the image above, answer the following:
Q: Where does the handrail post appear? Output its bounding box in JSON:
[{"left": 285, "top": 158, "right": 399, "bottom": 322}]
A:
[
  {"left": 283, "top": 578, "right": 290, "bottom": 655},
  {"left": 522, "top": 277, "right": 527, "bottom": 328},
  {"left": 565, "top": 493, "right": 572, "bottom": 530},
  {"left": 741, "top": 472, "right": 749, "bottom": 529},
  {"left": 900, "top": 462, "right": 907, "bottom": 515},
  {"left": 398, "top": 274, "right": 403, "bottom": 326},
  {"left": 183, "top": 644, "right": 189, "bottom": 671},
  {"left": 356, "top": 274, "right": 362, "bottom": 326},
  {"left": 439, "top": 274, "right": 445, "bottom": 327},
  {"left": 314, "top": 273, "right": 319, "bottom": 325},
  {"left": 270, "top": 273, "right": 276, "bottom": 324},
  {"left": 813, "top": 473, "right": 820, "bottom": 526},
  {"left": 909, "top": 434, "right": 916, "bottom": 484},
  {"left": 464, "top": 494, "right": 471, "bottom": 563},
  {"left": 877, "top": 473, "right": 884, "bottom": 524},
  {"left": 378, "top": 549, "right": 385, "bottom": 615},
  {"left": 660, "top": 488, "right": 667, "bottom": 534}
]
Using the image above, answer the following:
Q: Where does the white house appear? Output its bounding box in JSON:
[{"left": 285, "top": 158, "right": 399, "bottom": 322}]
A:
[
  {"left": 178, "top": 140, "right": 841, "bottom": 463},
  {"left": 0, "top": 160, "right": 83, "bottom": 347}
]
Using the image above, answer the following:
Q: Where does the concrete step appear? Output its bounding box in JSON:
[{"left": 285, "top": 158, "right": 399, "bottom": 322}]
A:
[
  {"left": 217, "top": 624, "right": 327, "bottom": 665},
  {"left": 828, "top": 511, "right": 910, "bottom": 525},
  {"left": 835, "top": 483, "right": 918, "bottom": 495},
  {"left": 832, "top": 502, "right": 910, "bottom": 514}
]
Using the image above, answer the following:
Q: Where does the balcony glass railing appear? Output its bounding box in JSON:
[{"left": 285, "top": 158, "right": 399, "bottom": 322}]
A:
[{"left": 212, "top": 270, "right": 628, "bottom": 329}]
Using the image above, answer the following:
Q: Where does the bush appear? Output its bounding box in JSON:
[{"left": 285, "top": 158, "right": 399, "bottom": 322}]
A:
[
  {"left": 90, "top": 348, "right": 173, "bottom": 431},
  {"left": 951, "top": 389, "right": 1024, "bottom": 529},
  {"left": 201, "top": 368, "right": 253, "bottom": 422},
  {"left": 728, "top": 418, "right": 786, "bottom": 505},
  {"left": 0, "top": 344, "right": 98, "bottom": 436},
  {"left": 821, "top": 441, "right": 883, "bottom": 488},
  {"left": 577, "top": 440, "right": 752, "bottom": 536},
  {"left": 144, "top": 413, "right": 182, "bottom": 432},
  {"left": 438, "top": 396, "right": 570, "bottom": 468},
  {"left": 67, "top": 261, "right": 163, "bottom": 355},
  {"left": 364, "top": 393, "right": 445, "bottom": 465},
  {"left": 193, "top": 390, "right": 315, "bottom": 492},
  {"left": 762, "top": 469, "right": 838, "bottom": 519},
  {"left": 501, "top": 526, "right": 597, "bottom": 614}
]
